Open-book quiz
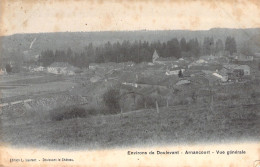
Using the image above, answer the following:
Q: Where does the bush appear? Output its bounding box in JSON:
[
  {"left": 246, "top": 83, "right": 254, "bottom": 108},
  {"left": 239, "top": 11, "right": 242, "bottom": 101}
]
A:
[
  {"left": 102, "top": 88, "right": 120, "bottom": 113},
  {"left": 5, "top": 64, "right": 12, "bottom": 73},
  {"left": 50, "top": 106, "right": 94, "bottom": 121}
]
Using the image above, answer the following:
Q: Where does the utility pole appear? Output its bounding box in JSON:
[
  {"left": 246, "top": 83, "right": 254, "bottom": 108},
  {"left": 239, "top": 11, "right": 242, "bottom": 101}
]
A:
[{"left": 156, "top": 100, "right": 159, "bottom": 113}]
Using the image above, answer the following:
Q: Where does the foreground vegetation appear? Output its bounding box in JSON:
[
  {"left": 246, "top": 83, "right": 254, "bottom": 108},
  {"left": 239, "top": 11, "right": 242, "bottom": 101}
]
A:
[{"left": 2, "top": 101, "right": 259, "bottom": 149}]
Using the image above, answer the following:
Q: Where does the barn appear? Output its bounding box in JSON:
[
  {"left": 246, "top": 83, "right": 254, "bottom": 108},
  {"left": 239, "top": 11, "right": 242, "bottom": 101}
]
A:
[{"left": 47, "top": 62, "right": 77, "bottom": 75}]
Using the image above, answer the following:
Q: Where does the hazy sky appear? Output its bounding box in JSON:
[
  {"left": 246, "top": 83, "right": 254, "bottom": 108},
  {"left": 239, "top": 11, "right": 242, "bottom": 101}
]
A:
[{"left": 1, "top": 0, "right": 260, "bottom": 36}]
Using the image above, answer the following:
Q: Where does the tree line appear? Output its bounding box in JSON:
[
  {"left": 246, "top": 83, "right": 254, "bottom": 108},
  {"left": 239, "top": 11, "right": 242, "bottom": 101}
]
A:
[{"left": 38, "top": 36, "right": 237, "bottom": 68}]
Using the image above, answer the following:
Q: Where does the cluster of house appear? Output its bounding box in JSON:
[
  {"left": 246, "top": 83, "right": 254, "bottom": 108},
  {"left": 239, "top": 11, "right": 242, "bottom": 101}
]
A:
[
  {"left": 88, "top": 62, "right": 134, "bottom": 71},
  {"left": 28, "top": 62, "right": 79, "bottom": 75},
  {"left": 152, "top": 50, "right": 187, "bottom": 77},
  {"left": 88, "top": 62, "right": 135, "bottom": 83},
  {"left": 2, "top": 48, "right": 256, "bottom": 88},
  {"left": 151, "top": 50, "right": 253, "bottom": 84}
]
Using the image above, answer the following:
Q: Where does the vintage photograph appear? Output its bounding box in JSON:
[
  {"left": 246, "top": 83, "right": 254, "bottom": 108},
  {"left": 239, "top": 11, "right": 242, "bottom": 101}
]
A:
[
  {"left": 1, "top": 28, "right": 260, "bottom": 150},
  {"left": 0, "top": 0, "right": 260, "bottom": 166}
]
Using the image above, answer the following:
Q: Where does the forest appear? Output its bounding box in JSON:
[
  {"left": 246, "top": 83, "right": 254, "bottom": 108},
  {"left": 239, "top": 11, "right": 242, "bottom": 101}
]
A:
[{"left": 39, "top": 36, "right": 237, "bottom": 68}]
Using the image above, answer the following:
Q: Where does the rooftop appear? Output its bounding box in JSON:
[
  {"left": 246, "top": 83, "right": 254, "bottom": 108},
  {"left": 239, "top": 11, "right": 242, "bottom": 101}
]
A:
[{"left": 154, "top": 57, "right": 177, "bottom": 62}]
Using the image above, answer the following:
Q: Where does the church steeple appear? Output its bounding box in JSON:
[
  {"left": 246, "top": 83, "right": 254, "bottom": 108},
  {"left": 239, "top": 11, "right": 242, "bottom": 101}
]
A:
[{"left": 152, "top": 50, "right": 159, "bottom": 63}]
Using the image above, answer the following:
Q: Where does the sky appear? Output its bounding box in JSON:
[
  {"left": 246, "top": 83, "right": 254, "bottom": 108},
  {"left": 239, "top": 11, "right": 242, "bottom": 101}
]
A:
[{"left": 1, "top": 0, "right": 260, "bottom": 36}]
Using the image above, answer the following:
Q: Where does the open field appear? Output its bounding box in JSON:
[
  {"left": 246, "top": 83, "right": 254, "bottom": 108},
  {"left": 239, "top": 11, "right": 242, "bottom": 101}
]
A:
[
  {"left": 1, "top": 103, "right": 259, "bottom": 150},
  {"left": 0, "top": 73, "right": 75, "bottom": 102},
  {"left": 1, "top": 81, "right": 75, "bottom": 98},
  {"left": 0, "top": 74, "right": 64, "bottom": 85},
  {"left": 0, "top": 73, "right": 44, "bottom": 83}
]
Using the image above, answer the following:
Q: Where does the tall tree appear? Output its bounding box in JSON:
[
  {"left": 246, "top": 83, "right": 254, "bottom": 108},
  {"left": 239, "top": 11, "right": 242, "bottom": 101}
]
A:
[
  {"left": 225, "top": 36, "right": 237, "bottom": 55},
  {"left": 165, "top": 38, "right": 181, "bottom": 58},
  {"left": 215, "top": 39, "right": 224, "bottom": 53},
  {"left": 180, "top": 38, "right": 187, "bottom": 52},
  {"left": 240, "top": 42, "right": 253, "bottom": 56},
  {"left": 39, "top": 49, "right": 54, "bottom": 67},
  {"left": 104, "top": 41, "right": 113, "bottom": 62},
  {"left": 85, "top": 43, "right": 95, "bottom": 63},
  {"left": 203, "top": 37, "right": 214, "bottom": 55},
  {"left": 187, "top": 38, "right": 200, "bottom": 57}
]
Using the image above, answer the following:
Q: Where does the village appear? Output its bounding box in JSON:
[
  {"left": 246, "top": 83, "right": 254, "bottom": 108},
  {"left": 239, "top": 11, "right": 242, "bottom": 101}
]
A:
[
  {"left": 0, "top": 34, "right": 260, "bottom": 149},
  {"left": 1, "top": 48, "right": 258, "bottom": 111}
]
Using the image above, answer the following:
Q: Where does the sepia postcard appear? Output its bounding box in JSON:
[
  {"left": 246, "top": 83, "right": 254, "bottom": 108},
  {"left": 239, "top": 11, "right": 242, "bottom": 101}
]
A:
[{"left": 0, "top": 0, "right": 260, "bottom": 166}]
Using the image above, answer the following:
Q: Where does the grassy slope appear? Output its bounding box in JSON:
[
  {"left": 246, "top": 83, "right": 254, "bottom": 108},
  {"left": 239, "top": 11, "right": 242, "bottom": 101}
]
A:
[{"left": 2, "top": 103, "right": 259, "bottom": 150}]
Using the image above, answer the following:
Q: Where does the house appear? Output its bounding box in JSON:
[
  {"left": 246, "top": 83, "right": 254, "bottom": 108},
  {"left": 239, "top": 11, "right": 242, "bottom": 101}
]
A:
[
  {"left": 122, "top": 82, "right": 138, "bottom": 88},
  {"left": 166, "top": 70, "right": 179, "bottom": 76},
  {"left": 188, "top": 59, "right": 208, "bottom": 68},
  {"left": 89, "top": 63, "right": 101, "bottom": 70},
  {"left": 254, "top": 53, "right": 260, "bottom": 60},
  {"left": 212, "top": 73, "right": 228, "bottom": 82},
  {"left": 201, "top": 70, "right": 228, "bottom": 82},
  {"left": 222, "top": 64, "right": 250, "bottom": 81},
  {"left": 89, "top": 62, "right": 123, "bottom": 71},
  {"left": 165, "top": 67, "right": 185, "bottom": 76},
  {"left": 152, "top": 50, "right": 177, "bottom": 65},
  {"left": 176, "top": 80, "right": 191, "bottom": 86},
  {"left": 233, "top": 53, "right": 253, "bottom": 62},
  {"left": 199, "top": 55, "right": 216, "bottom": 61},
  {"left": 153, "top": 57, "right": 177, "bottom": 65},
  {"left": 88, "top": 63, "right": 111, "bottom": 70},
  {"left": 223, "top": 64, "right": 250, "bottom": 76},
  {"left": 235, "top": 65, "right": 250, "bottom": 75},
  {"left": 47, "top": 62, "right": 77, "bottom": 75},
  {"left": 123, "top": 62, "right": 135, "bottom": 67},
  {"left": 30, "top": 66, "right": 45, "bottom": 72}
]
